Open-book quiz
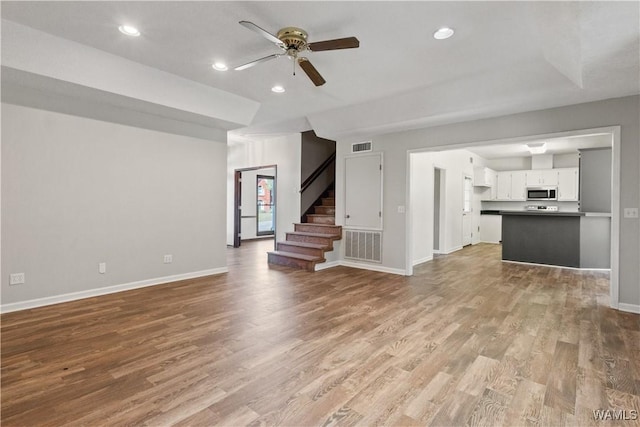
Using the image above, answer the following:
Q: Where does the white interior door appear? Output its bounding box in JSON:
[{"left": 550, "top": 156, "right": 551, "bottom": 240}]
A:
[
  {"left": 462, "top": 175, "right": 472, "bottom": 246},
  {"left": 345, "top": 153, "right": 383, "bottom": 229}
]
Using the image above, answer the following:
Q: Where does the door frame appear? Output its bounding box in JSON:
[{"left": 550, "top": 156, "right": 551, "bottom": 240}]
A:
[
  {"left": 462, "top": 173, "right": 473, "bottom": 246},
  {"left": 256, "top": 174, "right": 275, "bottom": 237},
  {"left": 233, "top": 165, "right": 277, "bottom": 248}
]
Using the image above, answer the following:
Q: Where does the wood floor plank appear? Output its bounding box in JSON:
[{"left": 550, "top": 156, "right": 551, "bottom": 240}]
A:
[{"left": 2, "top": 241, "right": 638, "bottom": 426}]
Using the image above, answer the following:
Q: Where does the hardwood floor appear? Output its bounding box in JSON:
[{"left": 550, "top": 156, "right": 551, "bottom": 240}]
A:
[{"left": 2, "top": 241, "right": 639, "bottom": 426}]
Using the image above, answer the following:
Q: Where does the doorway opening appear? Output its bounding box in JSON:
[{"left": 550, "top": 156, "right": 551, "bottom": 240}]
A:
[
  {"left": 233, "top": 165, "right": 277, "bottom": 248},
  {"left": 406, "top": 126, "right": 620, "bottom": 309}
]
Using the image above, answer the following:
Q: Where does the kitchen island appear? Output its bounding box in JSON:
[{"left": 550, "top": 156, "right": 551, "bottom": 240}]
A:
[{"left": 500, "top": 211, "right": 611, "bottom": 268}]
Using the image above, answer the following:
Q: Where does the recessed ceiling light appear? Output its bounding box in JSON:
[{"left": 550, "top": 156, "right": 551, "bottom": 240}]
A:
[
  {"left": 212, "top": 62, "right": 228, "bottom": 71},
  {"left": 118, "top": 25, "right": 140, "bottom": 37},
  {"left": 433, "top": 27, "right": 454, "bottom": 40},
  {"left": 271, "top": 85, "right": 285, "bottom": 93}
]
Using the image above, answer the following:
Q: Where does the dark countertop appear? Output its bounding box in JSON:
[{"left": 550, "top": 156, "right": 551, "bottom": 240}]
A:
[
  {"left": 499, "top": 210, "right": 584, "bottom": 217},
  {"left": 480, "top": 210, "right": 501, "bottom": 215}
]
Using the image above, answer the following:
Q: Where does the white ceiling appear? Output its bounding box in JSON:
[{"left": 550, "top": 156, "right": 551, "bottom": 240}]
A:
[
  {"left": 466, "top": 133, "right": 612, "bottom": 160},
  {"left": 2, "top": 1, "right": 639, "bottom": 140}
]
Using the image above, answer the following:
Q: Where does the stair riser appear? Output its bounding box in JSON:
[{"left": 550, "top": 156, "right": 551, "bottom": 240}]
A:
[
  {"left": 321, "top": 198, "right": 335, "bottom": 206},
  {"left": 314, "top": 206, "right": 335, "bottom": 215},
  {"left": 286, "top": 233, "right": 334, "bottom": 248},
  {"left": 295, "top": 224, "right": 342, "bottom": 235},
  {"left": 307, "top": 216, "right": 335, "bottom": 225},
  {"left": 327, "top": 190, "right": 335, "bottom": 198},
  {"left": 268, "top": 253, "right": 316, "bottom": 272},
  {"left": 277, "top": 243, "right": 325, "bottom": 258}
]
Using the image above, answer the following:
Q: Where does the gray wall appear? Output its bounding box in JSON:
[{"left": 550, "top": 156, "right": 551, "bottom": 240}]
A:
[
  {"left": 2, "top": 103, "right": 228, "bottom": 306},
  {"left": 301, "top": 130, "right": 336, "bottom": 183},
  {"left": 336, "top": 95, "right": 639, "bottom": 307},
  {"left": 580, "top": 148, "right": 612, "bottom": 213}
]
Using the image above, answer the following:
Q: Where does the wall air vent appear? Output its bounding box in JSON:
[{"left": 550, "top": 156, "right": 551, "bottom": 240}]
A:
[
  {"left": 351, "top": 141, "right": 372, "bottom": 153},
  {"left": 344, "top": 230, "right": 382, "bottom": 263}
]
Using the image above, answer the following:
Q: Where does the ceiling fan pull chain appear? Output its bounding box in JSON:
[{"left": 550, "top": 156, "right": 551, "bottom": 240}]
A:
[{"left": 293, "top": 57, "right": 296, "bottom": 76}]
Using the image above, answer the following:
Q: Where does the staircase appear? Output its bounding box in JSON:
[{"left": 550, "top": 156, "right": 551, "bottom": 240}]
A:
[{"left": 268, "top": 190, "right": 341, "bottom": 271}]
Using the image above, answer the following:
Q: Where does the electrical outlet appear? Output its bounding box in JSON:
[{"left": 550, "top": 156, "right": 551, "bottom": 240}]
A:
[
  {"left": 98, "top": 262, "right": 106, "bottom": 274},
  {"left": 9, "top": 273, "right": 25, "bottom": 286},
  {"left": 163, "top": 254, "right": 173, "bottom": 264},
  {"left": 623, "top": 208, "right": 639, "bottom": 218}
]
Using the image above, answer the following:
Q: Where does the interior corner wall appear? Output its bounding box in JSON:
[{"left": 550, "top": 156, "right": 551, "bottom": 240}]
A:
[
  {"left": 226, "top": 134, "right": 302, "bottom": 245},
  {"left": 1, "top": 103, "right": 228, "bottom": 307},
  {"left": 336, "top": 95, "right": 639, "bottom": 307}
]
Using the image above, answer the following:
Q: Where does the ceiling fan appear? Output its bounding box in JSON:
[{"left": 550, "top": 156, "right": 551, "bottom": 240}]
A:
[{"left": 234, "top": 21, "right": 360, "bottom": 86}]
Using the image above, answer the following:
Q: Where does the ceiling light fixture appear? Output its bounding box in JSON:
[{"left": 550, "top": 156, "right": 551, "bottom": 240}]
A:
[
  {"left": 526, "top": 142, "right": 547, "bottom": 154},
  {"left": 433, "top": 27, "right": 454, "bottom": 40},
  {"left": 271, "top": 85, "right": 285, "bottom": 93},
  {"left": 118, "top": 25, "right": 140, "bottom": 37},
  {"left": 212, "top": 62, "right": 228, "bottom": 71}
]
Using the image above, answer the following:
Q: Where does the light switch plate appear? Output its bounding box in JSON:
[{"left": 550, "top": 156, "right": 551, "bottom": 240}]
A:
[
  {"left": 397, "top": 205, "right": 405, "bottom": 214},
  {"left": 623, "top": 208, "right": 639, "bottom": 218}
]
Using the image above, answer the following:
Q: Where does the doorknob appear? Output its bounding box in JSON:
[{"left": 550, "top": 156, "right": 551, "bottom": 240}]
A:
[{"left": 345, "top": 215, "right": 350, "bottom": 218}]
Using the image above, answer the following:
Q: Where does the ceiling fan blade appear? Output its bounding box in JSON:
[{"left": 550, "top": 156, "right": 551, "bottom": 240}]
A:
[
  {"left": 234, "top": 54, "right": 282, "bottom": 71},
  {"left": 298, "top": 58, "right": 326, "bottom": 86},
  {"left": 308, "top": 37, "right": 360, "bottom": 51},
  {"left": 239, "top": 20, "right": 282, "bottom": 45}
]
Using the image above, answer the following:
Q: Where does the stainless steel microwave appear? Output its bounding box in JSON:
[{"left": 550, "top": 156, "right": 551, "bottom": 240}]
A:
[{"left": 527, "top": 187, "right": 558, "bottom": 201}]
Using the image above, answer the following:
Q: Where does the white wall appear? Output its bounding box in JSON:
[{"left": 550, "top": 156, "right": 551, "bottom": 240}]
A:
[
  {"left": 240, "top": 168, "right": 275, "bottom": 240},
  {"left": 1, "top": 103, "right": 228, "bottom": 308},
  {"left": 336, "top": 96, "right": 639, "bottom": 308},
  {"left": 227, "top": 134, "right": 301, "bottom": 245},
  {"left": 411, "top": 149, "right": 484, "bottom": 265}
]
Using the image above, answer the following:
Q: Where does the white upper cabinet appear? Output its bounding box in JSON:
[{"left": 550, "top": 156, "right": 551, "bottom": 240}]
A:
[
  {"left": 510, "top": 170, "right": 527, "bottom": 200},
  {"left": 557, "top": 168, "right": 579, "bottom": 201},
  {"left": 525, "top": 169, "right": 559, "bottom": 186},
  {"left": 496, "top": 172, "right": 512, "bottom": 200},
  {"left": 491, "top": 167, "right": 578, "bottom": 201},
  {"left": 473, "top": 166, "right": 495, "bottom": 187}
]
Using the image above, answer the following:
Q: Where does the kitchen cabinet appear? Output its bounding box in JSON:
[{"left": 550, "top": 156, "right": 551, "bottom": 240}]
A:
[
  {"left": 473, "top": 166, "right": 495, "bottom": 187},
  {"left": 480, "top": 214, "right": 502, "bottom": 243},
  {"left": 558, "top": 168, "right": 579, "bottom": 201},
  {"left": 525, "top": 169, "right": 558, "bottom": 186},
  {"left": 496, "top": 172, "right": 512, "bottom": 200},
  {"left": 510, "top": 170, "right": 527, "bottom": 200}
]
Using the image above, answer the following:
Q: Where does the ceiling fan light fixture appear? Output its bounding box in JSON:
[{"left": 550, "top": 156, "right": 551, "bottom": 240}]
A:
[
  {"left": 526, "top": 142, "right": 547, "bottom": 154},
  {"left": 118, "top": 24, "right": 140, "bottom": 37},
  {"left": 271, "top": 85, "right": 285, "bottom": 93},
  {"left": 212, "top": 62, "right": 228, "bottom": 71},
  {"left": 433, "top": 27, "right": 454, "bottom": 40}
]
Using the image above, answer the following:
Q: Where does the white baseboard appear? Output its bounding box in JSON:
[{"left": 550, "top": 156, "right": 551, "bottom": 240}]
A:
[
  {"left": 314, "top": 261, "right": 341, "bottom": 271},
  {"left": 412, "top": 256, "right": 433, "bottom": 266},
  {"left": 443, "top": 246, "right": 463, "bottom": 255},
  {"left": 618, "top": 303, "right": 640, "bottom": 314},
  {"left": 1, "top": 268, "right": 228, "bottom": 314},
  {"left": 340, "top": 261, "right": 406, "bottom": 276}
]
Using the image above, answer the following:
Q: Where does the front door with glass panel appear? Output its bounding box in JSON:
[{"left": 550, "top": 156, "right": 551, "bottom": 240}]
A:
[{"left": 257, "top": 175, "right": 275, "bottom": 236}]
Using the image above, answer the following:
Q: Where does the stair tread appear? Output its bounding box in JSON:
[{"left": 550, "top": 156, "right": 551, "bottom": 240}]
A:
[
  {"left": 307, "top": 214, "right": 335, "bottom": 217},
  {"left": 279, "top": 241, "right": 328, "bottom": 249},
  {"left": 287, "top": 231, "right": 341, "bottom": 239},
  {"left": 268, "top": 251, "right": 324, "bottom": 262},
  {"left": 294, "top": 223, "right": 340, "bottom": 228}
]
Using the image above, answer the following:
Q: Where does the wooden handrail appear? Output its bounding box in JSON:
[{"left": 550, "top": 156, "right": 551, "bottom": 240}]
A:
[{"left": 300, "top": 152, "right": 336, "bottom": 193}]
